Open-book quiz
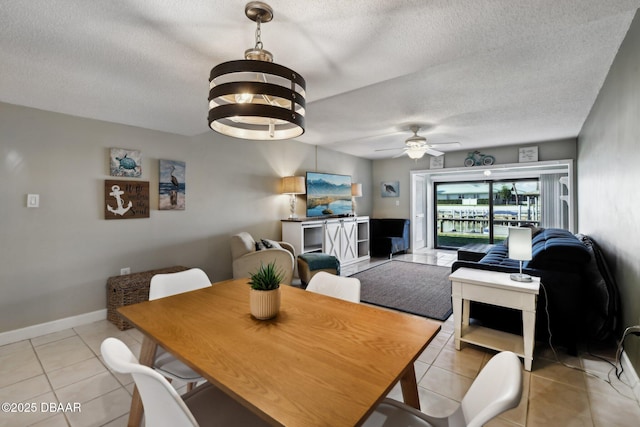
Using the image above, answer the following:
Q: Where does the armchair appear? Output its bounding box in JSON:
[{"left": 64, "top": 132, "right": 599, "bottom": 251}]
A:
[
  {"left": 370, "top": 218, "right": 410, "bottom": 258},
  {"left": 230, "top": 232, "right": 295, "bottom": 285}
]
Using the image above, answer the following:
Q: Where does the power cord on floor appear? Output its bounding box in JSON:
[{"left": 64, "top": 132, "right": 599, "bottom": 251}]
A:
[
  {"left": 614, "top": 326, "right": 640, "bottom": 380},
  {"left": 539, "top": 282, "right": 639, "bottom": 405}
]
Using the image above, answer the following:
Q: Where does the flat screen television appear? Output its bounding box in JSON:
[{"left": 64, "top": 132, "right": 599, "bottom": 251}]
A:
[{"left": 305, "top": 172, "right": 352, "bottom": 217}]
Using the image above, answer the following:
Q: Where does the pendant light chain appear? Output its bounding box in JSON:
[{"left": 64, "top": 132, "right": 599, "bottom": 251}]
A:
[{"left": 255, "top": 17, "right": 263, "bottom": 50}]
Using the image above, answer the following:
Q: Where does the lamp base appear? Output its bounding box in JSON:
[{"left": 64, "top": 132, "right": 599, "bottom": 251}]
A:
[
  {"left": 288, "top": 194, "right": 298, "bottom": 220},
  {"left": 510, "top": 273, "right": 532, "bottom": 282}
]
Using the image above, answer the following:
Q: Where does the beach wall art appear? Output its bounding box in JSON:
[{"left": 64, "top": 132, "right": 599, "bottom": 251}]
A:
[
  {"left": 159, "top": 160, "right": 185, "bottom": 210},
  {"left": 110, "top": 148, "right": 141, "bottom": 177},
  {"left": 381, "top": 181, "right": 399, "bottom": 197}
]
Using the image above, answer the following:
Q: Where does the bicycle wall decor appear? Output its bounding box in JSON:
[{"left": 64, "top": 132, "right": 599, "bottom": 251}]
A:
[{"left": 464, "top": 151, "right": 495, "bottom": 167}]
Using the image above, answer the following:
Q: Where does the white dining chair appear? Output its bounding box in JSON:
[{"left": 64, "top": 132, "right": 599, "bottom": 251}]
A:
[
  {"left": 363, "top": 351, "right": 522, "bottom": 427},
  {"left": 101, "top": 338, "right": 269, "bottom": 427},
  {"left": 306, "top": 271, "right": 361, "bottom": 303},
  {"left": 149, "top": 268, "right": 212, "bottom": 391}
]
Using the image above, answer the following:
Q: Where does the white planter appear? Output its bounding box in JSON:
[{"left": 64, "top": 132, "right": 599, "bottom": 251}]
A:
[{"left": 249, "top": 287, "right": 281, "bottom": 320}]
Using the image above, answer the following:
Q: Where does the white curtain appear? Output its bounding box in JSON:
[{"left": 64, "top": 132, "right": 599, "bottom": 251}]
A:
[{"left": 540, "top": 173, "right": 568, "bottom": 229}]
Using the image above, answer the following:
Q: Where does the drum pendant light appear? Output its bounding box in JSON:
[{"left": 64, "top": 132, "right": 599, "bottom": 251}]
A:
[{"left": 208, "top": 2, "right": 306, "bottom": 140}]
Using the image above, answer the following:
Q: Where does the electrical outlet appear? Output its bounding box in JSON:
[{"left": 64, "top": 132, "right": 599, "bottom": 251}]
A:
[{"left": 120, "top": 267, "right": 131, "bottom": 275}]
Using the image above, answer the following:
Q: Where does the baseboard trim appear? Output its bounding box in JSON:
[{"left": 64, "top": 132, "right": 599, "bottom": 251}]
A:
[
  {"left": 621, "top": 350, "right": 640, "bottom": 404},
  {"left": 0, "top": 310, "right": 107, "bottom": 346}
]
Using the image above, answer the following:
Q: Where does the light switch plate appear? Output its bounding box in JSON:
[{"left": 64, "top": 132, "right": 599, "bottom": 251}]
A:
[{"left": 27, "top": 194, "right": 40, "bottom": 208}]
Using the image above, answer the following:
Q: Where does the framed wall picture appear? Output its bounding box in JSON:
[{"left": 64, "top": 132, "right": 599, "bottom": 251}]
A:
[
  {"left": 159, "top": 160, "right": 185, "bottom": 210},
  {"left": 105, "top": 180, "right": 149, "bottom": 219},
  {"left": 110, "top": 148, "right": 142, "bottom": 177},
  {"left": 381, "top": 181, "right": 399, "bottom": 197},
  {"left": 518, "top": 146, "right": 538, "bottom": 163},
  {"left": 430, "top": 155, "right": 444, "bottom": 169}
]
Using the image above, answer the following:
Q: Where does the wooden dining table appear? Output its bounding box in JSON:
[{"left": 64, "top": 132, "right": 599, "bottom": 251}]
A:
[{"left": 118, "top": 278, "right": 441, "bottom": 427}]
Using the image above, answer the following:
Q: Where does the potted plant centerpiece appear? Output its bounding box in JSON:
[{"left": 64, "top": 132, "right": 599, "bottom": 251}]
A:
[{"left": 248, "top": 261, "right": 283, "bottom": 320}]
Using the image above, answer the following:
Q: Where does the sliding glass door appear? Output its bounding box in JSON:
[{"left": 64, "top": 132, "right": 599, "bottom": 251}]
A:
[
  {"left": 435, "top": 179, "right": 540, "bottom": 249},
  {"left": 491, "top": 179, "right": 540, "bottom": 243},
  {"left": 435, "top": 182, "right": 491, "bottom": 248}
]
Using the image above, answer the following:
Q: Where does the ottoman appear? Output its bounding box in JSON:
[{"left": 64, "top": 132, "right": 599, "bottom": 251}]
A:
[{"left": 297, "top": 253, "right": 340, "bottom": 287}]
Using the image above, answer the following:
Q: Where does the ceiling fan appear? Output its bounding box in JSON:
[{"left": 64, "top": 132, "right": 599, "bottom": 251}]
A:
[{"left": 375, "top": 125, "right": 461, "bottom": 159}]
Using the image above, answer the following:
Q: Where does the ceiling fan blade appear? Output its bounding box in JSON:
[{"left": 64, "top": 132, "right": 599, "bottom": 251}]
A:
[
  {"left": 332, "top": 129, "right": 406, "bottom": 146},
  {"left": 425, "top": 148, "right": 444, "bottom": 157},
  {"left": 370, "top": 125, "right": 460, "bottom": 158},
  {"left": 375, "top": 147, "right": 404, "bottom": 152},
  {"left": 429, "top": 142, "right": 461, "bottom": 148}
]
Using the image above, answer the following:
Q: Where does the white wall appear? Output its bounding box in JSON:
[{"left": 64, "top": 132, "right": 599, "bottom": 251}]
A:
[
  {"left": 0, "top": 102, "right": 372, "bottom": 333},
  {"left": 372, "top": 138, "right": 577, "bottom": 218},
  {"left": 578, "top": 10, "right": 640, "bottom": 375}
]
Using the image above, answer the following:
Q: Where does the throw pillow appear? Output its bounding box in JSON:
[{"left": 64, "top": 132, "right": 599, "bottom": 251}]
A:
[{"left": 261, "top": 239, "right": 282, "bottom": 250}]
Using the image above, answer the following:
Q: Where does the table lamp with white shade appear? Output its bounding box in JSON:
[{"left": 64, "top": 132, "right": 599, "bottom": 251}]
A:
[
  {"left": 508, "top": 227, "right": 533, "bottom": 282},
  {"left": 282, "top": 176, "right": 305, "bottom": 219},
  {"left": 351, "top": 183, "right": 362, "bottom": 216}
]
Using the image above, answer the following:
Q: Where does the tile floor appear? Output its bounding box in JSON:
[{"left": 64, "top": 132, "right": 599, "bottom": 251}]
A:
[{"left": 1, "top": 250, "right": 639, "bottom": 426}]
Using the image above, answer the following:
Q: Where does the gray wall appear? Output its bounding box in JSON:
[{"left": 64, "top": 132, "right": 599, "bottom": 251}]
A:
[
  {"left": 0, "top": 102, "right": 372, "bottom": 333},
  {"left": 372, "top": 138, "right": 577, "bottom": 218},
  {"left": 578, "top": 11, "right": 640, "bottom": 374}
]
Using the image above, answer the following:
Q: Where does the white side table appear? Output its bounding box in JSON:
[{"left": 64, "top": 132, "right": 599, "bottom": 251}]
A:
[{"left": 449, "top": 267, "right": 540, "bottom": 371}]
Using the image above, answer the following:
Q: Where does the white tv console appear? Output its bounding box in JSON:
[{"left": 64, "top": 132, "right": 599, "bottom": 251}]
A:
[{"left": 281, "top": 216, "right": 370, "bottom": 266}]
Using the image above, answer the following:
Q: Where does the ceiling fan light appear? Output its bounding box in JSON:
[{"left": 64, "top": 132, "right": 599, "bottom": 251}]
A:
[{"left": 407, "top": 147, "right": 426, "bottom": 159}]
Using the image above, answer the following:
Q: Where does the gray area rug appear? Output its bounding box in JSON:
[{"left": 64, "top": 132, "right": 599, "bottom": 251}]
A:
[{"left": 350, "top": 261, "right": 453, "bottom": 321}]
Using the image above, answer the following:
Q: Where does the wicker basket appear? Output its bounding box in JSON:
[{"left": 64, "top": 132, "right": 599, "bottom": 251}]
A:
[{"left": 107, "top": 266, "right": 189, "bottom": 330}]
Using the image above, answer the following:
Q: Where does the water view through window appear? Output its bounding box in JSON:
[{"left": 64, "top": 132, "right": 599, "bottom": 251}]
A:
[{"left": 435, "top": 179, "right": 540, "bottom": 248}]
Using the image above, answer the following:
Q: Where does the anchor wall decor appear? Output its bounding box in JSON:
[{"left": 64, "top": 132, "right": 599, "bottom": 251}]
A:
[{"left": 104, "top": 180, "right": 150, "bottom": 219}]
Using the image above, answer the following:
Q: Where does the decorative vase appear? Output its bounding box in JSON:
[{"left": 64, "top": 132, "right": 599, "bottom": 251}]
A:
[{"left": 249, "top": 287, "right": 281, "bottom": 320}]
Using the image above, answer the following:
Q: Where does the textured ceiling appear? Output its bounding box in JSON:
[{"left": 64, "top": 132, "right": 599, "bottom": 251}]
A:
[{"left": 1, "top": 1, "right": 639, "bottom": 159}]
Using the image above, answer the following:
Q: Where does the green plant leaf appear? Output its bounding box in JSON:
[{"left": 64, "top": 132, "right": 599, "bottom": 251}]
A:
[{"left": 249, "top": 260, "right": 283, "bottom": 290}]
